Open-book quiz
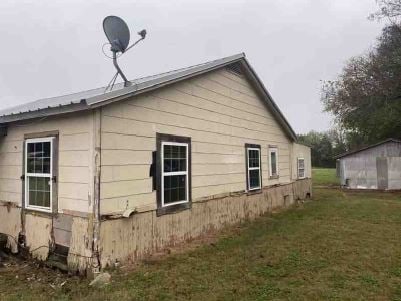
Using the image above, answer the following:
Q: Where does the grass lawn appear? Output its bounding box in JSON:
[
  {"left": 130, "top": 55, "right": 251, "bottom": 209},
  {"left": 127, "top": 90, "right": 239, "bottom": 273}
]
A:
[
  {"left": 312, "top": 168, "right": 340, "bottom": 186},
  {"left": 1, "top": 170, "right": 401, "bottom": 300}
]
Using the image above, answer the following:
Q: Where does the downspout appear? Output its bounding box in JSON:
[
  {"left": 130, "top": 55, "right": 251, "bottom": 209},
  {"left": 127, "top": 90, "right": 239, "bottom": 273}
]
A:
[{"left": 92, "top": 108, "right": 102, "bottom": 273}]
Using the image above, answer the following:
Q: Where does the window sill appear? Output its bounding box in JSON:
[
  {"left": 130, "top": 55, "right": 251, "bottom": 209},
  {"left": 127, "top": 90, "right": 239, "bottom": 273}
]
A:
[
  {"left": 269, "top": 175, "right": 279, "bottom": 180},
  {"left": 23, "top": 207, "right": 54, "bottom": 217},
  {"left": 156, "top": 202, "right": 191, "bottom": 216},
  {"left": 247, "top": 189, "right": 263, "bottom": 195}
]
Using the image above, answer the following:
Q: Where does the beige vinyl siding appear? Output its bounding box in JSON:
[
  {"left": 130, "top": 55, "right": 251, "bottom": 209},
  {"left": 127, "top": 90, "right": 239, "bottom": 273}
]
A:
[
  {"left": 100, "top": 68, "right": 292, "bottom": 214},
  {"left": 0, "top": 111, "right": 93, "bottom": 214}
]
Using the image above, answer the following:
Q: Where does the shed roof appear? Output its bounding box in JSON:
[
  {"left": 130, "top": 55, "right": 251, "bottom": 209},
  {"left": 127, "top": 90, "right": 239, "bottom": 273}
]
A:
[
  {"left": 334, "top": 138, "right": 401, "bottom": 159},
  {"left": 0, "top": 53, "right": 297, "bottom": 140}
]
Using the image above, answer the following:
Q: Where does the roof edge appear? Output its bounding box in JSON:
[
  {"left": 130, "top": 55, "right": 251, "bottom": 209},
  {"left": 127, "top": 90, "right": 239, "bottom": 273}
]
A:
[
  {"left": 334, "top": 138, "right": 401, "bottom": 159},
  {"left": 0, "top": 52, "right": 298, "bottom": 142}
]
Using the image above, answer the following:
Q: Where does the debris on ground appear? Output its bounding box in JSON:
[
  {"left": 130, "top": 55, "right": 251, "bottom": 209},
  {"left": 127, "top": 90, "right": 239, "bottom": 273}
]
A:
[{"left": 89, "top": 272, "right": 111, "bottom": 287}]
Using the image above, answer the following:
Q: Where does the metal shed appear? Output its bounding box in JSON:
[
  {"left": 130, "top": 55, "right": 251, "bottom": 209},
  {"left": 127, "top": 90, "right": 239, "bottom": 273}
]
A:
[{"left": 335, "top": 139, "right": 401, "bottom": 190}]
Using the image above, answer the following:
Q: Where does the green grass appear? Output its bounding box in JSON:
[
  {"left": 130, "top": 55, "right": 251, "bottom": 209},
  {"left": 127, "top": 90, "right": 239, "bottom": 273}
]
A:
[
  {"left": 2, "top": 175, "right": 401, "bottom": 300},
  {"left": 313, "top": 168, "right": 340, "bottom": 186}
]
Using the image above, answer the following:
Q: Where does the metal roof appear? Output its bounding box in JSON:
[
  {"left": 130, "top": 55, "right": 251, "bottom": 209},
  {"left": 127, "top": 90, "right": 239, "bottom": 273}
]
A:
[
  {"left": 334, "top": 138, "right": 401, "bottom": 159},
  {"left": 0, "top": 53, "right": 297, "bottom": 140}
]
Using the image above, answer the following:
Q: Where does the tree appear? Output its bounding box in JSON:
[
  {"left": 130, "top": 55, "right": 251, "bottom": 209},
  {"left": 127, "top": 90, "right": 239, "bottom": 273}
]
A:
[
  {"left": 297, "top": 130, "right": 344, "bottom": 168},
  {"left": 369, "top": 0, "right": 401, "bottom": 25},
  {"left": 321, "top": 22, "right": 401, "bottom": 146}
]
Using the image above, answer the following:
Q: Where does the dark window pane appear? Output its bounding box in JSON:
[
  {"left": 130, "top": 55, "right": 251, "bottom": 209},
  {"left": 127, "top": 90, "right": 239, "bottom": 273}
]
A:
[
  {"left": 36, "top": 142, "right": 43, "bottom": 157},
  {"left": 43, "top": 158, "right": 51, "bottom": 174},
  {"left": 29, "top": 177, "right": 37, "bottom": 191},
  {"left": 164, "top": 159, "right": 172, "bottom": 173},
  {"left": 43, "top": 191, "right": 50, "bottom": 208},
  {"left": 250, "top": 149, "right": 258, "bottom": 160},
  {"left": 270, "top": 151, "right": 277, "bottom": 175},
  {"left": 171, "top": 146, "right": 180, "bottom": 158},
  {"left": 248, "top": 149, "right": 260, "bottom": 168},
  {"left": 164, "top": 175, "right": 186, "bottom": 204},
  {"left": 26, "top": 141, "right": 51, "bottom": 175},
  {"left": 29, "top": 190, "right": 36, "bottom": 206},
  {"left": 163, "top": 145, "right": 187, "bottom": 172},
  {"left": 179, "top": 159, "right": 186, "bottom": 171},
  {"left": 27, "top": 143, "right": 34, "bottom": 156},
  {"left": 179, "top": 146, "right": 186, "bottom": 159},
  {"left": 171, "top": 159, "right": 179, "bottom": 172},
  {"left": 34, "top": 158, "right": 44, "bottom": 173},
  {"left": 43, "top": 142, "right": 51, "bottom": 157},
  {"left": 163, "top": 145, "right": 171, "bottom": 159},
  {"left": 170, "top": 188, "right": 178, "bottom": 203},
  {"left": 28, "top": 176, "right": 50, "bottom": 208},
  {"left": 249, "top": 169, "right": 260, "bottom": 189},
  {"left": 164, "top": 190, "right": 171, "bottom": 204},
  {"left": 178, "top": 186, "right": 186, "bottom": 201},
  {"left": 27, "top": 158, "right": 35, "bottom": 173}
]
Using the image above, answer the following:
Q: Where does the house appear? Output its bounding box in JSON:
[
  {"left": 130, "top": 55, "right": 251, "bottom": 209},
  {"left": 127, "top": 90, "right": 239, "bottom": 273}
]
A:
[
  {"left": 335, "top": 138, "right": 401, "bottom": 190},
  {"left": 0, "top": 53, "right": 312, "bottom": 274}
]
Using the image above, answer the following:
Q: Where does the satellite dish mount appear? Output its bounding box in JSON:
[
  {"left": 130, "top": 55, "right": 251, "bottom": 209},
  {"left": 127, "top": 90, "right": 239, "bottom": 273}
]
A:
[{"left": 103, "top": 16, "right": 147, "bottom": 90}]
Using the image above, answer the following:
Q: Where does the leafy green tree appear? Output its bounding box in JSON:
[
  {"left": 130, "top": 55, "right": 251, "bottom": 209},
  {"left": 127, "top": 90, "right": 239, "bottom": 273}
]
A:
[
  {"left": 297, "top": 130, "right": 342, "bottom": 168},
  {"left": 321, "top": 0, "right": 401, "bottom": 147}
]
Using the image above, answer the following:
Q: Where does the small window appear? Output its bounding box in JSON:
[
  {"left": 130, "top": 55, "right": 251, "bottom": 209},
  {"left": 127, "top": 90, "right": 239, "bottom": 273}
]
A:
[
  {"left": 269, "top": 147, "right": 279, "bottom": 178},
  {"left": 246, "top": 144, "right": 261, "bottom": 191},
  {"left": 297, "top": 158, "right": 305, "bottom": 179},
  {"left": 25, "top": 137, "right": 54, "bottom": 212},
  {"left": 157, "top": 133, "right": 191, "bottom": 215}
]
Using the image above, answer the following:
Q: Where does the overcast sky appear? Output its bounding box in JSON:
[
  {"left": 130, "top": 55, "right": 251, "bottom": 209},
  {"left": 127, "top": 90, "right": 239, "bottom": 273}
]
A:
[{"left": 0, "top": 0, "right": 384, "bottom": 133}]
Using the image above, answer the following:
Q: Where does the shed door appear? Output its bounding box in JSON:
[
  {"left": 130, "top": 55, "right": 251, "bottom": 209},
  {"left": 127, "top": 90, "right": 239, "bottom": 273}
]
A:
[{"left": 376, "top": 157, "right": 388, "bottom": 190}]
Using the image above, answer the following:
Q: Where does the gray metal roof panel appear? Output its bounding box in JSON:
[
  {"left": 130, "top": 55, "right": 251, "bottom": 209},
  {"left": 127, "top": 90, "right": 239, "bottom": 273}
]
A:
[
  {"left": 334, "top": 138, "right": 401, "bottom": 159},
  {"left": 0, "top": 52, "right": 297, "bottom": 141},
  {"left": 0, "top": 53, "right": 244, "bottom": 117}
]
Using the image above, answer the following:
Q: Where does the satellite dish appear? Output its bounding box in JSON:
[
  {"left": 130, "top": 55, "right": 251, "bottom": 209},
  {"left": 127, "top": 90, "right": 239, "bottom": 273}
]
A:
[
  {"left": 102, "top": 15, "right": 147, "bottom": 89},
  {"left": 103, "top": 16, "right": 130, "bottom": 53}
]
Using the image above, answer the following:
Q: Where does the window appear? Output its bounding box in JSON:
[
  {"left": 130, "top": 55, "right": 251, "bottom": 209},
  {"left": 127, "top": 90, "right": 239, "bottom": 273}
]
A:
[
  {"left": 246, "top": 144, "right": 261, "bottom": 191},
  {"left": 269, "top": 147, "right": 279, "bottom": 178},
  {"left": 297, "top": 158, "right": 305, "bottom": 179},
  {"left": 25, "top": 137, "right": 54, "bottom": 212},
  {"left": 156, "top": 133, "right": 191, "bottom": 215}
]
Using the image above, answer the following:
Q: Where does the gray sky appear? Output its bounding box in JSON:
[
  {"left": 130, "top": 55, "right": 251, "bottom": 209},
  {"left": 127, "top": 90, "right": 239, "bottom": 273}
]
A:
[{"left": 0, "top": 0, "right": 384, "bottom": 133}]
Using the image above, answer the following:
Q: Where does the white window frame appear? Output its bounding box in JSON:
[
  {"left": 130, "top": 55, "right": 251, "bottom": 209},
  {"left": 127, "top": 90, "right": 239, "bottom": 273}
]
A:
[
  {"left": 161, "top": 141, "right": 189, "bottom": 207},
  {"left": 269, "top": 147, "right": 279, "bottom": 177},
  {"left": 247, "top": 147, "right": 261, "bottom": 191},
  {"left": 24, "top": 137, "right": 54, "bottom": 213},
  {"left": 297, "top": 157, "right": 305, "bottom": 179}
]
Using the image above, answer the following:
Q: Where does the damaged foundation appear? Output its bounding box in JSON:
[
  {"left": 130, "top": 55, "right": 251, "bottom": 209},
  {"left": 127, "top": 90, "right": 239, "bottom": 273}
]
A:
[
  {"left": 0, "top": 179, "right": 311, "bottom": 273},
  {"left": 99, "top": 178, "right": 312, "bottom": 268}
]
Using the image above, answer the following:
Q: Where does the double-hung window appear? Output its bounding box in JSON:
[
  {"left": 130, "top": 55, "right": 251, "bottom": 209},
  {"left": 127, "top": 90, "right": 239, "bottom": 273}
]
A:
[
  {"left": 25, "top": 137, "right": 55, "bottom": 212},
  {"left": 157, "top": 133, "right": 191, "bottom": 215},
  {"left": 297, "top": 158, "right": 305, "bottom": 179},
  {"left": 246, "top": 144, "right": 261, "bottom": 191},
  {"left": 268, "top": 147, "right": 279, "bottom": 178}
]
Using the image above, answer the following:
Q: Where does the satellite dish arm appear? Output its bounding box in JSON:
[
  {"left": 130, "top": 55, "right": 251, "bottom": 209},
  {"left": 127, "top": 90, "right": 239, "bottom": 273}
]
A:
[
  {"left": 125, "top": 30, "right": 147, "bottom": 52},
  {"left": 112, "top": 51, "right": 130, "bottom": 86}
]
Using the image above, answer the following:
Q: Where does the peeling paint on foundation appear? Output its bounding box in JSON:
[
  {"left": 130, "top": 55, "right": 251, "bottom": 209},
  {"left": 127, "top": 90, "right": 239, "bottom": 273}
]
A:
[
  {"left": 67, "top": 217, "right": 94, "bottom": 274},
  {"left": 24, "top": 214, "right": 52, "bottom": 261},
  {"left": 99, "top": 179, "right": 312, "bottom": 268},
  {"left": 0, "top": 202, "right": 21, "bottom": 253}
]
